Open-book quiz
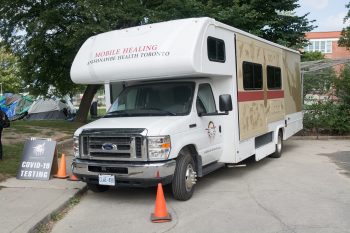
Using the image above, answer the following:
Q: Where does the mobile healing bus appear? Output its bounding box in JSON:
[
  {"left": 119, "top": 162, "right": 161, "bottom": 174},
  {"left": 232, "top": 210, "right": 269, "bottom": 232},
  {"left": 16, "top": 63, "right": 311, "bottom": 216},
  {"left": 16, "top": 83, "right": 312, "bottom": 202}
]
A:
[{"left": 70, "top": 17, "right": 302, "bottom": 200}]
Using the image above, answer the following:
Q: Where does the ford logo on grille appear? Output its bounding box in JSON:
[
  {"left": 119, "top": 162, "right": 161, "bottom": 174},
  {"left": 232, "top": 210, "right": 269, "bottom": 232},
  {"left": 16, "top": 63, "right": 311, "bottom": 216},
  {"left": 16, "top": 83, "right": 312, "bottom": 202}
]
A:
[{"left": 102, "top": 143, "right": 117, "bottom": 151}]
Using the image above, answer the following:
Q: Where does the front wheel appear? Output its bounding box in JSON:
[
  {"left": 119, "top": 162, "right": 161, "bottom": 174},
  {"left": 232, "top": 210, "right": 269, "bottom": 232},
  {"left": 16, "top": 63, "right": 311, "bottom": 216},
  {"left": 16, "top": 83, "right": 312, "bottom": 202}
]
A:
[
  {"left": 87, "top": 183, "right": 109, "bottom": 193},
  {"left": 171, "top": 152, "right": 197, "bottom": 201},
  {"left": 270, "top": 130, "right": 283, "bottom": 158}
]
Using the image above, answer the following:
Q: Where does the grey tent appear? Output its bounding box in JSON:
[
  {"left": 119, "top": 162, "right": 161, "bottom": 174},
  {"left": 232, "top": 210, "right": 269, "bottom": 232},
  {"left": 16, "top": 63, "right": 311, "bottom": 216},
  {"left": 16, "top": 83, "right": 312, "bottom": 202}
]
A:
[{"left": 27, "top": 99, "right": 68, "bottom": 120}]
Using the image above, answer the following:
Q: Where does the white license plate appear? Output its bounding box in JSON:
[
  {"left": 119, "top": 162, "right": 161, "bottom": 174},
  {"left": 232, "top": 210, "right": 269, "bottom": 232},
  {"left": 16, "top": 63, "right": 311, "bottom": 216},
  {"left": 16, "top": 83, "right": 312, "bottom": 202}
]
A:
[{"left": 98, "top": 174, "right": 115, "bottom": 186}]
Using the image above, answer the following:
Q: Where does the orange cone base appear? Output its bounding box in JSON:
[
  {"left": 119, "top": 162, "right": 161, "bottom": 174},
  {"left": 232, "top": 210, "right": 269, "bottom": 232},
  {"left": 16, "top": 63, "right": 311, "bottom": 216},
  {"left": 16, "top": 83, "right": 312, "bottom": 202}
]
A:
[
  {"left": 53, "top": 174, "right": 69, "bottom": 179},
  {"left": 151, "top": 213, "right": 172, "bottom": 223},
  {"left": 67, "top": 174, "right": 79, "bottom": 181}
]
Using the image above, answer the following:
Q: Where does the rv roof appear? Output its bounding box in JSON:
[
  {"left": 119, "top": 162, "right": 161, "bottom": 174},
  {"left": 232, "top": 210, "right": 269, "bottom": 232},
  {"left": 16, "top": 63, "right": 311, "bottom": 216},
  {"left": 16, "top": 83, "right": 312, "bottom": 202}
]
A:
[{"left": 70, "top": 17, "right": 299, "bottom": 84}]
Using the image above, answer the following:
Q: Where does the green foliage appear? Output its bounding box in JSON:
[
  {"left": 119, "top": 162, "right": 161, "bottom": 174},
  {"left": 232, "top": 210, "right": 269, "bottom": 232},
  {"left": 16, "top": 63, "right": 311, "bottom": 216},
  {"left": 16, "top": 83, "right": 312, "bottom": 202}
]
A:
[
  {"left": 339, "top": 2, "right": 350, "bottom": 48},
  {"left": 303, "top": 67, "right": 335, "bottom": 99},
  {"left": 303, "top": 65, "right": 350, "bottom": 136},
  {"left": 304, "top": 101, "right": 350, "bottom": 135},
  {"left": 301, "top": 51, "right": 324, "bottom": 62},
  {"left": 0, "top": 45, "right": 23, "bottom": 93},
  {"left": 334, "top": 65, "right": 350, "bottom": 105},
  {"left": 149, "top": 0, "right": 315, "bottom": 48},
  {"left": 0, "top": 0, "right": 316, "bottom": 97}
]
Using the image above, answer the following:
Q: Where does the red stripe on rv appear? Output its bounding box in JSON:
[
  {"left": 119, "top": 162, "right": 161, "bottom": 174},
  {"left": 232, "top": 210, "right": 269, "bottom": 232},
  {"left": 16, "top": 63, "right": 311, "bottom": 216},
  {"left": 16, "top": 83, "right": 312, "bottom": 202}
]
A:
[
  {"left": 237, "top": 90, "right": 284, "bottom": 102},
  {"left": 267, "top": 90, "right": 284, "bottom": 99},
  {"left": 237, "top": 91, "right": 264, "bottom": 102}
]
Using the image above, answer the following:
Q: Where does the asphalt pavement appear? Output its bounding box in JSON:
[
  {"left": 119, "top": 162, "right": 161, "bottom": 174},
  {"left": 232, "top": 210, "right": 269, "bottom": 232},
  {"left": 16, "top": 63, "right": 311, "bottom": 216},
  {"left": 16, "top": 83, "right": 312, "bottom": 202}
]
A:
[{"left": 50, "top": 140, "right": 350, "bottom": 233}]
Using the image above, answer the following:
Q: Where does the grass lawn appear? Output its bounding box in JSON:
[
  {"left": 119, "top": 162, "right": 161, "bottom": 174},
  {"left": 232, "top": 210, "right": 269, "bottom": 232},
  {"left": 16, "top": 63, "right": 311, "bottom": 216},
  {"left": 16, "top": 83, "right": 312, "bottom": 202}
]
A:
[
  {"left": 0, "top": 120, "right": 84, "bottom": 182},
  {"left": 0, "top": 143, "right": 24, "bottom": 180},
  {"left": 97, "top": 107, "right": 106, "bottom": 116},
  {"left": 10, "top": 120, "right": 84, "bottom": 135}
]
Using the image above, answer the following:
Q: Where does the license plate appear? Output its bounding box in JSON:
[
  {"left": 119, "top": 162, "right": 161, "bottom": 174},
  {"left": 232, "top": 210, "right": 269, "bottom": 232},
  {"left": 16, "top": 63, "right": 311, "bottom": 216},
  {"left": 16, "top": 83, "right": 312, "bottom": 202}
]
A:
[{"left": 98, "top": 174, "right": 115, "bottom": 186}]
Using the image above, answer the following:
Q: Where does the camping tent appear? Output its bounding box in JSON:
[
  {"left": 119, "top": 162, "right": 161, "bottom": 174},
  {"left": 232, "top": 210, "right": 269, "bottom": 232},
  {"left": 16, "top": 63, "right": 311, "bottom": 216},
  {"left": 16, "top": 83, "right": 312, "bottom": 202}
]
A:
[{"left": 27, "top": 99, "right": 69, "bottom": 120}]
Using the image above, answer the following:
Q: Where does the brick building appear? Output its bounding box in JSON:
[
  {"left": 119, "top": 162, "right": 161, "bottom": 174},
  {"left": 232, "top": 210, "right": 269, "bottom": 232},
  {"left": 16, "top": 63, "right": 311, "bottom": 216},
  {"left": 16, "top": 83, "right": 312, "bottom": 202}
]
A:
[{"left": 304, "top": 31, "right": 350, "bottom": 59}]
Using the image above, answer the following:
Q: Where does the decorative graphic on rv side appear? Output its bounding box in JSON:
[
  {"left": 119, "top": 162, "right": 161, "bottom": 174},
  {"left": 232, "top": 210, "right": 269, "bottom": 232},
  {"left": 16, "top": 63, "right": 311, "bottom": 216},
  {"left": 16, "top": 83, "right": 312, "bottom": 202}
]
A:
[
  {"left": 87, "top": 44, "right": 170, "bottom": 65},
  {"left": 206, "top": 121, "right": 216, "bottom": 137}
]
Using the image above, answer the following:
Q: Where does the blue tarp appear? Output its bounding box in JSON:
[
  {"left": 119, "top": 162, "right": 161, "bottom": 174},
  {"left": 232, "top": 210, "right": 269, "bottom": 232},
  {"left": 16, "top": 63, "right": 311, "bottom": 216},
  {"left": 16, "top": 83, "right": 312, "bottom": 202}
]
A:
[{"left": 0, "top": 93, "right": 34, "bottom": 120}]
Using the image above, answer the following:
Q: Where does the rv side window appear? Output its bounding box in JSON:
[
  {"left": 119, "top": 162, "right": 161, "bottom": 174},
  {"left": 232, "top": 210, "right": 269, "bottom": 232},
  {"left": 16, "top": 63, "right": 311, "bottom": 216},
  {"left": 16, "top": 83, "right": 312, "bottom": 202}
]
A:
[
  {"left": 243, "top": 61, "right": 263, "bottom": 90},
  {"left": 196, "top": 84, "right": 217, "bottom": 115},
  {"left": 267, "top": 66, "right": 282, "bottom": 89},
  {"left": 207, "top": 37, "right": 226, "bottom": 63}
]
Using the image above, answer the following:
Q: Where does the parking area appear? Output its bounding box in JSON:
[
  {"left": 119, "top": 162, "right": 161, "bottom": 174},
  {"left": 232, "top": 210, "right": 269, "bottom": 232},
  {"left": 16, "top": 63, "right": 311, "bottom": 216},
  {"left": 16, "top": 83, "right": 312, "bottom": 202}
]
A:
[{"left": 51, "top": 140, "right": 350, "bottom": 233}]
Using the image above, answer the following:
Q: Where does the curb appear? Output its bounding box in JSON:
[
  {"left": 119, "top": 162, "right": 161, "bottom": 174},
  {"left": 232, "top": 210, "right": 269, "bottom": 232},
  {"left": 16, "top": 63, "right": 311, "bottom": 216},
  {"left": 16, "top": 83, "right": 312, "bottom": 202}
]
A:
[
  {"left": 28, "top": 184, "right": 88, "bottom": 233},
  {"left": 291, "top": 136, "right": 350, "bottom": 140}
]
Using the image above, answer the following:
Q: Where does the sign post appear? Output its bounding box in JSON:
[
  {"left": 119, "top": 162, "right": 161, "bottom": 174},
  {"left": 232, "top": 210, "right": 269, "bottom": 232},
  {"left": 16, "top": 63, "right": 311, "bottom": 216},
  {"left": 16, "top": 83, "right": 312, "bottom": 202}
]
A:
[{"left": 17, "top": 138, "right": 58, "bottom": 180}]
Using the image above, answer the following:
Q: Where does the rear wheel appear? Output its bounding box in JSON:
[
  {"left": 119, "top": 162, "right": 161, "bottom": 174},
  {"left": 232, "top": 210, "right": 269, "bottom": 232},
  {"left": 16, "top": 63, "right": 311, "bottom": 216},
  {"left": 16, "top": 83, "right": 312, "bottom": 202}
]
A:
[
  {"left": 172, "top": 152, "right": 197, "bottom": 201},
  {"left": 270, "top": 130, "right": 283, "bottom": 158},
  {"left": 87, "top": 183, "right": 109, "bottom": 192}
]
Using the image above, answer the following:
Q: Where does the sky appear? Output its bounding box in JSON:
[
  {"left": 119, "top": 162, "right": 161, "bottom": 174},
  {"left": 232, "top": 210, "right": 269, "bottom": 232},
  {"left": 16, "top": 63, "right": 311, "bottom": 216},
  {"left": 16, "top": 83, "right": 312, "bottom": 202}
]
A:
[{"left": 296, "top": 0, "right": 349, "bottom": 32}]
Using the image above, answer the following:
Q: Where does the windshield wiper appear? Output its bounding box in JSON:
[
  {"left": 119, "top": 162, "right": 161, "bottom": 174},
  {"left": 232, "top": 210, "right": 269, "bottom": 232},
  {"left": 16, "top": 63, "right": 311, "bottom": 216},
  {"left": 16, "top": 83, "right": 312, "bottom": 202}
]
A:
[{"left": 140, "top": 108, "right": 177, "bottom": 116}]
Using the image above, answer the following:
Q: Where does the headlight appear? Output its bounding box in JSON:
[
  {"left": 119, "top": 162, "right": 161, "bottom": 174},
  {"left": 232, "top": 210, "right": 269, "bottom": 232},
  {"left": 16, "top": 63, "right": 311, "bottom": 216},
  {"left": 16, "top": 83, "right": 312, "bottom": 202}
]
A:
[
  {"left": 148, "top": 136, "right": 171, "bottom": 161},
  {"left": 73, "top": 136, "right": 79, "bottom": 158}
]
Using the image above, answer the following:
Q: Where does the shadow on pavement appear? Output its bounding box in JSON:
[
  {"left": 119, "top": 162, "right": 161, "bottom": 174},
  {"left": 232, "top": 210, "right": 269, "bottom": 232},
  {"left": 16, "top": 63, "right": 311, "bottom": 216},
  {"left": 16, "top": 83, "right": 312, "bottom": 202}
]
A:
[{"left": 320, "top": 150, "right": 350, "bottom": 178}]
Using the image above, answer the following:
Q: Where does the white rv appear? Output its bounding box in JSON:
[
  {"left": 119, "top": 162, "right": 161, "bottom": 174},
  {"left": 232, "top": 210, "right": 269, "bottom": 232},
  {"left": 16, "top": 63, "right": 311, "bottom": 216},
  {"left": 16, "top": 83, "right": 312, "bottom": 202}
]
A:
[{"left": 71, "top": 18, "right": 302, "bottom": 200}]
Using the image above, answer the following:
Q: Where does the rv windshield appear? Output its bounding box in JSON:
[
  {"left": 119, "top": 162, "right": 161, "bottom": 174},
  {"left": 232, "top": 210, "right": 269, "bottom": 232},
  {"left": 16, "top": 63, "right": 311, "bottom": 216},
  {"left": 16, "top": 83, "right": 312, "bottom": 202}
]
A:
[{"left": 105, "top": 82, "right": 195, "bottom": 117}]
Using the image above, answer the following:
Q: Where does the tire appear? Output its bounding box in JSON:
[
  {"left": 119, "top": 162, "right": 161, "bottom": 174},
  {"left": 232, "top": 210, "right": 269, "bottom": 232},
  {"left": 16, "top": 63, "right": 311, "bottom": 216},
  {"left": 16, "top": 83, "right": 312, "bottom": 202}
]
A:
[
  {"left": 171, "top": 152, "right": 196, "bottom": 201},
  {"left": 87, "top": 183, "right": 109, "bottom": 193},
  {"left": 270, "top": 130, "right": 283, "bottom": 158}
]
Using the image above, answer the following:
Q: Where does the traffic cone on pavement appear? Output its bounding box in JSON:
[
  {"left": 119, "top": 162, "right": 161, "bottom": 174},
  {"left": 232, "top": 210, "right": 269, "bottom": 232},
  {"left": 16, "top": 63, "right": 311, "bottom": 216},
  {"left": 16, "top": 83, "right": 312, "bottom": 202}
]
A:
[
  {"left": 53, "top": 154, "right": 69, "bottom": 179},
  {"left": 68, "top": 173, "right": 79, "bottom": 181},
  {"left": 151, "top": 183, "right": 172, "bottom": 223}
]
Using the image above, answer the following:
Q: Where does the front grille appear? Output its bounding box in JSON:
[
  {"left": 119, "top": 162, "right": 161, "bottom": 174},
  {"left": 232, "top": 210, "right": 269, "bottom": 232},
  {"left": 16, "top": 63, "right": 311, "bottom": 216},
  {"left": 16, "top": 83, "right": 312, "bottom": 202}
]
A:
[
  {"left": 80, "top": 129, "right": 146, "bottom": 161},
  {"left": 89, "top": 136, "right": 131, "bottom": 145},
  {"left": 89, "top": 152, "right": 130, "bottom": 158},
  {"left": 135, "top": 137, "right": 142, "bottom": 158},
  {"left": 88, "top": 166, "right": 128, "bottom": 174}
]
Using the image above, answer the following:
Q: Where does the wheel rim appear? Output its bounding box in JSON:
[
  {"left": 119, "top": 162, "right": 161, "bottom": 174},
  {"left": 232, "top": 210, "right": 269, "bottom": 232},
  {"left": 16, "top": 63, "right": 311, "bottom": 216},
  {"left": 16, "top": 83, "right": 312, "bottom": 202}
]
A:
[
  {"left": 185, "top": 164, "right": 196, "bottom": 192},
  {"left": 277, "top": 134, "right": 282, "bottom": 153}
]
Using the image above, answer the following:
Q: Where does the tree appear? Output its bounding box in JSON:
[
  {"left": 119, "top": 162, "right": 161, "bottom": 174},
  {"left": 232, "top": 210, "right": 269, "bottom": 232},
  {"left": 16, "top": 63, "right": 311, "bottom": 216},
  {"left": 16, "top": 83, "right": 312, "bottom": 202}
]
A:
[
  {"left": 302, "top": 68, "right": 336, "bottom": 99},
  {"left": 301, "top": 51, "right": 324, "bottom": 62},
  {"left": 0, "top": 0, "right": 316, "bottom": 122},
  {"left": 149, "top": 0, "right": 315, "bottom": 48},
  {"left": 334, "top": 65, "right": 350, "bottom": 105},
  {"left": 339, "top": 2, "right": 350, "bottom": 48},
  {"left": 0, "top": 44, "right": 23, "bottom": 94}
]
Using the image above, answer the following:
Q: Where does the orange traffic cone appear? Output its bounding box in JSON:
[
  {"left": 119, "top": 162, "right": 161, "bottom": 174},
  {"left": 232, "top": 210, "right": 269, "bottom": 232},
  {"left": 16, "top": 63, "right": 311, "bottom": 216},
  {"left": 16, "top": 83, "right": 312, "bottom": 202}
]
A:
[
  {"left": 53, "top": 154, "right": 69, "bottom": 179},
  {"left": 151, "top": 183, "right": 172, "bottom": 223},
  {"left": 67, "top": 173, "right": 79, "bottom": 181}
]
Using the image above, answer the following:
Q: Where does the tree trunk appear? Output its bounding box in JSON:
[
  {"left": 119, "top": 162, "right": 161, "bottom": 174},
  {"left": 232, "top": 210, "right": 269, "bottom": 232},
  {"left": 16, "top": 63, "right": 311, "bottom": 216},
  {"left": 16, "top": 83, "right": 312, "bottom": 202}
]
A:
[{"left": 74, "top": 84, "right": 101, "bottom": 123}]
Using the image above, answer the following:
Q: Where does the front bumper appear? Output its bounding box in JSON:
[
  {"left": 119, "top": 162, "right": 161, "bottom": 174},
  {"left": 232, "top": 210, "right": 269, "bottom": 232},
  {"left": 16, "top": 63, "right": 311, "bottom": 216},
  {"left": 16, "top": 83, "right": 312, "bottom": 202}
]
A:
[{"left": 72, "top": 158, "right": 176, "bottom": 187}]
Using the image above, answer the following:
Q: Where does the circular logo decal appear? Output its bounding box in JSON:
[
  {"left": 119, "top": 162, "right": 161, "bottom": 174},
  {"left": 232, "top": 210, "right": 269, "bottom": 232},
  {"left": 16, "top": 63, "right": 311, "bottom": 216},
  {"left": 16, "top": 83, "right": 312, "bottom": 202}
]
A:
[{"left": 206, "top": 121, "right": 216, "bottom": 137}]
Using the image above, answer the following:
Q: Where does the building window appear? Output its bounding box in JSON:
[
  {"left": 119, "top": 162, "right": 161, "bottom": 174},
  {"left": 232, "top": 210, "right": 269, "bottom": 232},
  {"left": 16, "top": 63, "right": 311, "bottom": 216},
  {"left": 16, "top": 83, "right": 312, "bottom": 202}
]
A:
[
  {"left": 304, "top": 40, "right": 332, "bottom": 54},
  {"left": 207, "top": 36, "right": 226, "bottom": 63},
  {"left": 243, "top": 61, "right": 263, "bottom": 90},
  {"left": 267, "top": 66, "right": 282, "bottom": 89}
]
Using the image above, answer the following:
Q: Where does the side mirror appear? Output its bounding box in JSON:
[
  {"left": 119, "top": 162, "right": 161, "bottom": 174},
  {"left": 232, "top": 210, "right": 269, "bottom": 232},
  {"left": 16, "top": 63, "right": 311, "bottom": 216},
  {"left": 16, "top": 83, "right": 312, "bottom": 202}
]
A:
[{"left": 219, "top": 94, "right": 233, "bottom": 112}]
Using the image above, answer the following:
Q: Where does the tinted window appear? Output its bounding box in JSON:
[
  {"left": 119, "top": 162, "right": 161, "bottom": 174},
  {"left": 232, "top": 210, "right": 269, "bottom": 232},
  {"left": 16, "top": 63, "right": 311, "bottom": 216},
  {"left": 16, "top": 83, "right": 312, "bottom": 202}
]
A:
[
  {"left": 196, "top": 84, "right": 217, "bottom": 115},
  {"left": 207, "top": 37, "right": 226, "bottom": 63},
  {"left": 267, "top": 66, "right": 282, "bottom": 89},
  {"left": 243, "top": 62, "right": 263, "bottom": 90}
]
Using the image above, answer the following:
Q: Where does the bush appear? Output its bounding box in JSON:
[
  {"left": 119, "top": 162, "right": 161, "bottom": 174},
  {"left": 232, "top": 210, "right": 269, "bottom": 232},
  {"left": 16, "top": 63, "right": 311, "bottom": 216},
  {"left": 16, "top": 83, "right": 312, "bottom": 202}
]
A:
[{"left": 303, "top": 101, "right": 350, "bottom": 135}]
